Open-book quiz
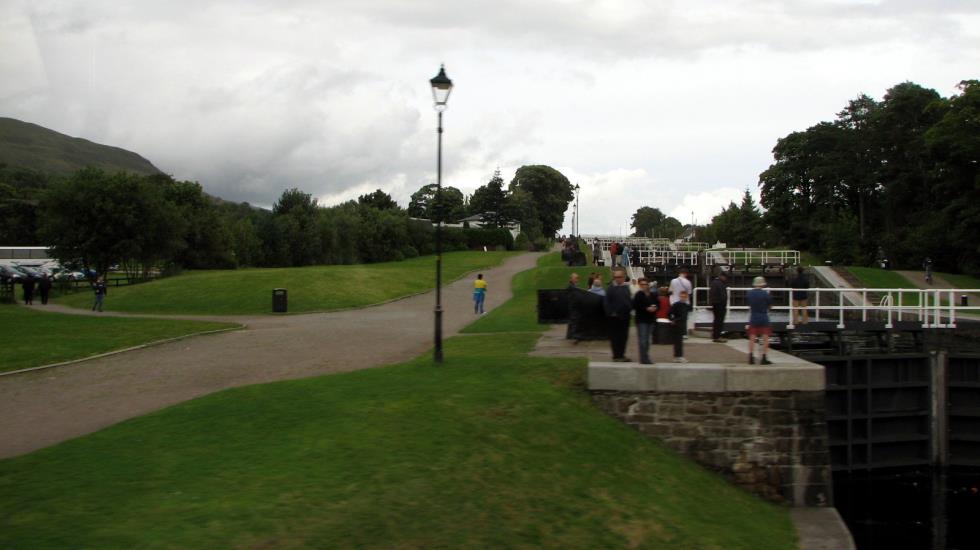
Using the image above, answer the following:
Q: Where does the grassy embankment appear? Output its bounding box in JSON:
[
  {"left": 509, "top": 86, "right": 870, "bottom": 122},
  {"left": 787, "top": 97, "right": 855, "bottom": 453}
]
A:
[
  {"left": 844, "top": 266, "right": 922, "bottom": 306},
  {"left": 0, "top": 304, "right": 238, "bottom": 374},
  {"left": 0, "top": 252, "right": 796, "bottom": 548},
  {"left": 55, "top": 251, "right": 518, "bottom": 315}
]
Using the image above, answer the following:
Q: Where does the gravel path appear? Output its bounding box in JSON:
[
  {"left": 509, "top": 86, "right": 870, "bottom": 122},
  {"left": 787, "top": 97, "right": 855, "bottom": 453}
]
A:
[{"left": 0, "top": 252, "right": 541, "bottom": 459}]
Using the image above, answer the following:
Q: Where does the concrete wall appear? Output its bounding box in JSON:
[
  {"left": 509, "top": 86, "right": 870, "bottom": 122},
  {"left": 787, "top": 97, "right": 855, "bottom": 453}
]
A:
[{"left": 589, "top": 358, "right": 832, "bottom": 506}]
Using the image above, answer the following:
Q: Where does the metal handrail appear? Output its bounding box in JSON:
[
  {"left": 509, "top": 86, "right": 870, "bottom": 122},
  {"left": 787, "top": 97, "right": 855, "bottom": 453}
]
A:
[
  {"left": 691, "top": 286, "right": 980, "bottom": 329},
  {"left": 704, "top": 250, "right": 801, "bottom": 266}
]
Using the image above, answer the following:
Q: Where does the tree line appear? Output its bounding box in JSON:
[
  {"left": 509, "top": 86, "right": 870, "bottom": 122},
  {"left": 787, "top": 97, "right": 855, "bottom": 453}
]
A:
[
  {"left": 629, "top": 79, "right": 978, "bottom": 273},
  {"left": 0, "top": 163, "right": 575, "bottom": 275}
]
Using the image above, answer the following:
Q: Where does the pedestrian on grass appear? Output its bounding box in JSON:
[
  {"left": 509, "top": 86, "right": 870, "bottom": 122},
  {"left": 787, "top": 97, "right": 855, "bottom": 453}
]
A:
[
  {"left": 668, "top": 290, "right": 691, "bottom": 363},
  {"left": 747, "top": 276, "right": 773, "bottom": 365},
  {"left": 38, "top": 274, "right": 52, "bottom": 305},
  {"left": 709, "top": 271, "right": 729, "bottom": 342},
  {"left": 92, "top": 276, "right": 107, "bottom": 312},
  {"left": 632, "top": 277, "right": 657, "bottom": 364},
  {"left": 604, "top": 267, "right": 632, "bottom": 362},
  {"left": 473, "top": 273, "right": 487, "bottom": 315}
]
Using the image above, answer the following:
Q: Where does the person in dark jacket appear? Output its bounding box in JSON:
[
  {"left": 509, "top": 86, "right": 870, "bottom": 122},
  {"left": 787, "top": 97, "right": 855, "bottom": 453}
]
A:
[
  {"left": 790, "top": 266, "right": 809, "bottom": 325},
  {"left": 22, "top": 276, "right": 36, "bottom": 305},
  {"left": 709, "top": 272, "right": 729, "bottom": 342},
  {"left": 632, "top": 277, "right": 658, "bottom": 364},
  {"left": 92, "top": 276, "right": 107, "bottom": 312},
  {"left": 603, "top": 267, "right": 633, "bottom": 362},
  {"left": 38, "top": 274, "right": 53, "bottom": 305},
  {"left": 668, "top": 290, "right": 690, "bottom": 363}
]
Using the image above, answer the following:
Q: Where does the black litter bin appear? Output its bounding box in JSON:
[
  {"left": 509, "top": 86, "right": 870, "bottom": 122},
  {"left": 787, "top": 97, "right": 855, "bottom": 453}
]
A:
[
  {"left": 272, "top": 288, "right": 288, "bottom": 313},
  {"left": 962, "top": 295, "right": 969, "bottom": 307}
]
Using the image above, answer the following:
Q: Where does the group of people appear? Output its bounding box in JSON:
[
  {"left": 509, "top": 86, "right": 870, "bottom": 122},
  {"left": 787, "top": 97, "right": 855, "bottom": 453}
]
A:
[
  {"left": 18, "top": 272, "right": 108, "bottom": 312},
  {"left": 19, "top": 274, "right": 53, "bottom": 306},
  {"left": 571, "top": 267, "right": 694, "bottom": 364},
  {"left": 571, "top": 265, "right": 805, "bottom": 366},
  {"left": 595, "top": 240, "right": 639, "bottom": 268}
]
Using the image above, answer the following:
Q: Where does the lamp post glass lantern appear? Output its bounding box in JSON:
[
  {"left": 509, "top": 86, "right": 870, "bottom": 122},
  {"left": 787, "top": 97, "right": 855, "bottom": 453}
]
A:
[{"left": 430, "top": 65, "right": 453, "bottom": 363}]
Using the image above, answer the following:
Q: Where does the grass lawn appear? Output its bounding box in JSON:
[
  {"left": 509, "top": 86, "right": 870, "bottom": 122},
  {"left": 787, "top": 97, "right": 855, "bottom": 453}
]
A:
[
  {"left": 0, "top": 304, "right": 238, "bottom": 374},
  {"left": 0, "top": 333, "right": 795, "bottom": 549},
  {"left": 0, "top": 251, "right": 796, "bottom": 548},
  {"left": 937, "top": 272, "right": 980, "bottom": 290},
  {"left": 54, "top": 251, "right": 518, "bottom": 316},
  {"left": 845, "top": 266, "right": 923, "bottom": 306},
  {"left": 462, "top": 253, "right": 611, "bottom": 333}
]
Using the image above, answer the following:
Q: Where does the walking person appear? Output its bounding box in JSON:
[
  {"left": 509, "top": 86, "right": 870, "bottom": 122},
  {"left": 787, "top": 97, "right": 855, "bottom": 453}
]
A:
[
  {"left": 668, "top": 290, "right": 690, "bottom": 363},
  {"left": 589, "top": 275, "right": 605, "bottom": 296},
  {"left": 747, "top": 276, "right": 773, "bottom": 365},
  {"left": 604, "top": 267, "right": 633, "bottom": 362},
  {"left": 709, "top": 271, "right": 729, "bottom": 342},
  {"left": 38, "top": 274, "right": 52, "bottom": 305},
  {"left": 923, "top": 257, "right": 933, "bottom": 285},
  {"left": 22, "top": 276, "right": 36, "bottom": 305},
  {"left": 669, "top": 267, "right": 693, "bottom": 336},
  {"left": 473, "top": 273, "right": 487, "bottom": 314},
  {"left": 92, "top": 276, "right": 107, "bottom": 312},
  {"left": 633, "top": 277, "right": 658, "bottom": 364},
  {"left": 790, "top": 266, "right": 809, "bottom": 325}
]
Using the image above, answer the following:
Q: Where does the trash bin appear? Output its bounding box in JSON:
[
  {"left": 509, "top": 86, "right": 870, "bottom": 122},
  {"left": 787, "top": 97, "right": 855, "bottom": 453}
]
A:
[
  {"left": 962, "top": 295, "right": 969, "bottom": 307},
  {"left": 272, "top": 288, "right": 287, "bottom": 313}
]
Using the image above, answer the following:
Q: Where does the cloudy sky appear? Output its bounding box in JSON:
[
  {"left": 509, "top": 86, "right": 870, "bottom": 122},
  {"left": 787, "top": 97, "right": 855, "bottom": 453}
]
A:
[{"left": 2, "top": 0, "right": 978, "bottom": 235}]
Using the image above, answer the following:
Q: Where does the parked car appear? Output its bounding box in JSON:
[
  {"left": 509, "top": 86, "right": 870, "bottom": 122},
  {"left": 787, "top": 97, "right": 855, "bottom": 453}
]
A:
[{"left": 0, "top": 265, "right": 29, "bottom": 284}]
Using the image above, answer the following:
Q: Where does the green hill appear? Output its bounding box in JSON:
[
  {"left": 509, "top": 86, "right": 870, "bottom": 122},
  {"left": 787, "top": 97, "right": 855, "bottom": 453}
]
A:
[{"left": 0, "top": 117, "right": 162, "bottom": 178}]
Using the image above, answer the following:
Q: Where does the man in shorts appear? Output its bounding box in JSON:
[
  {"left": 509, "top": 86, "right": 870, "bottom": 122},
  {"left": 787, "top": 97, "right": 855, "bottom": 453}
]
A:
[{"left": 747, "top": 276, "right": 772, "bottom": 365}]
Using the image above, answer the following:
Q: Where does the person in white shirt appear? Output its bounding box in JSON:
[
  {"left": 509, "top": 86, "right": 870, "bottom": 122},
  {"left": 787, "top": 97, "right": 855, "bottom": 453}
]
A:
[{"left": 669, "top": 267, "right": 692, "bottom": 305}]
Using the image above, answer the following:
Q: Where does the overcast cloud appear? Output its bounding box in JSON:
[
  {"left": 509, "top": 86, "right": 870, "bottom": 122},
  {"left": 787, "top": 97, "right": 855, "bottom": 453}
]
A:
[{"left": 1, "top": 0, "right": 978, "bottom": 235}]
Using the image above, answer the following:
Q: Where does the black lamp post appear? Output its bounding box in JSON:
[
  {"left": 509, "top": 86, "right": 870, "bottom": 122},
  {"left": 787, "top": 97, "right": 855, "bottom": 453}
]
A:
[
  {"left": 573, "top": 183, "right": 580, "bottom": 236},
  {"left": 430, "top": 64, "right": 453, "bottom": 363}
]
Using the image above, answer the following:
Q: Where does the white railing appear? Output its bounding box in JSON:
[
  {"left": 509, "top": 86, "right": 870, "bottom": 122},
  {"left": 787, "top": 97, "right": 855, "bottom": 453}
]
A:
[
  {"left": 705, "top": 250, "right": 801, "bottom": 266},
  {"left": 691, "top": 286, "right": 980, "bottom": 329},
  {"left": 638, "top": 250, "right": 699, "bottom": 266}
]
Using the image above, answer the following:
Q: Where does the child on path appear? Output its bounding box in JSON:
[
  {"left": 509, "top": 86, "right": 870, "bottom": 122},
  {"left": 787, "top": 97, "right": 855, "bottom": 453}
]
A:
[
  {"left": 473, "top": 273, "right": 487, "bottom": 314},
  {"left": 747, "top": 276, "right": 773, "bottom": 365}
]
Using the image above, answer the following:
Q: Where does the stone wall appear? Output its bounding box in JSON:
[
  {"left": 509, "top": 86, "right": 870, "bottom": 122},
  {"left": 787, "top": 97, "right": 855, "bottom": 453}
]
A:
[{"left": 591, "top": 390, "right": 832, "bottom": 506}]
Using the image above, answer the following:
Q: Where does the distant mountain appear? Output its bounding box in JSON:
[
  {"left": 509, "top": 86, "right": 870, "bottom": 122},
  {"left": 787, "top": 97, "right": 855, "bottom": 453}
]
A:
[{"left": 0, "top": 117, "right": 162, "bottom": 178}]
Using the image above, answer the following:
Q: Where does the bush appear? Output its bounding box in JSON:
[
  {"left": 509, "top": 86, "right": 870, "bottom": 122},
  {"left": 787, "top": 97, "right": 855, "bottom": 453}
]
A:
[
  {"left": 533, "top": 237, "right": 553, "bottom": 251},
  {"left": 401, "top": 246, "right": 419, "bottom": 259},
  {"left": 463, "top": 227, "right": 514, "bottom": 250},
  {"left": 514, "top": 232, "right": 531, "bottom": 251}
]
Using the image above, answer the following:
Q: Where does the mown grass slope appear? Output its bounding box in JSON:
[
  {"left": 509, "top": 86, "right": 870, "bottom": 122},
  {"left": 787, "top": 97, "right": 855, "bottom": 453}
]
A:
[
  {"left": 0, "top": 304, "right": 238, "bottom": 373},
  {"left": 56, "top": 251, "right": 518, "bottom": 315}
]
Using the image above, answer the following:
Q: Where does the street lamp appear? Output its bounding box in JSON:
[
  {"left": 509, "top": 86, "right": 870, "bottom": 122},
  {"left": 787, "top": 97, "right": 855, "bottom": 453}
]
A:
[
  {"left": 430, "top": 64, "right": 453, "bottom": 363},
  {"left": 573, "top": 183, "right": 580, "bottom": 236}
]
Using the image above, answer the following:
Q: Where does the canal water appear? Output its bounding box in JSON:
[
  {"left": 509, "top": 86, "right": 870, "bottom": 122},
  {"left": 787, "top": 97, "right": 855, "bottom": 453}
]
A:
[{"left": 835, "top": 467, "right": 980, "bottom": 549}]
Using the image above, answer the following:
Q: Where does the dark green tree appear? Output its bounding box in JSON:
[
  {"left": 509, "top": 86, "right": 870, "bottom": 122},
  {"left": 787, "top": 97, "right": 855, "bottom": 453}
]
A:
[
  {"left": 39, "top": 167, "right": 181, "bottom": 276},
  {"left": 469, "top": 169, "right": 509, "bottom": 227},
  {"left": 407, "top": 183, "right": 465, "bottom": 223},
  {"left": 357, "top": 189, "right": 400, "bottom": 211},
  {"left": 509, "top": 165, "right": 573, "bottom": 238},
  {"left": 629, "top": 206, "right": 683, "bottom": 237}
]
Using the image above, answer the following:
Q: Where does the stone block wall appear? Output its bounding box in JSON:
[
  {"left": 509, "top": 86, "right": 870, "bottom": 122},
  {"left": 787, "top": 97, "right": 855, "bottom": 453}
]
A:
[{"left": 591, "top": 390, "right": 832, "bottom": 506}]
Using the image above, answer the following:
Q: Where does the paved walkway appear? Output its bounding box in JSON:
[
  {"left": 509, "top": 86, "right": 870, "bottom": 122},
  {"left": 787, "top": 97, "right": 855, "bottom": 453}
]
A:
[{"left": 0, "top": 252, "right": 541, "bottom": 459}]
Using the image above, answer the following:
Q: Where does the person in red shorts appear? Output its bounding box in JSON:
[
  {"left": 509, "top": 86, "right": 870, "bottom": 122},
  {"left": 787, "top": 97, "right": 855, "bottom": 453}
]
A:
[{"left": 746, "top": 276, "right": 772, "bottom": 365}]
